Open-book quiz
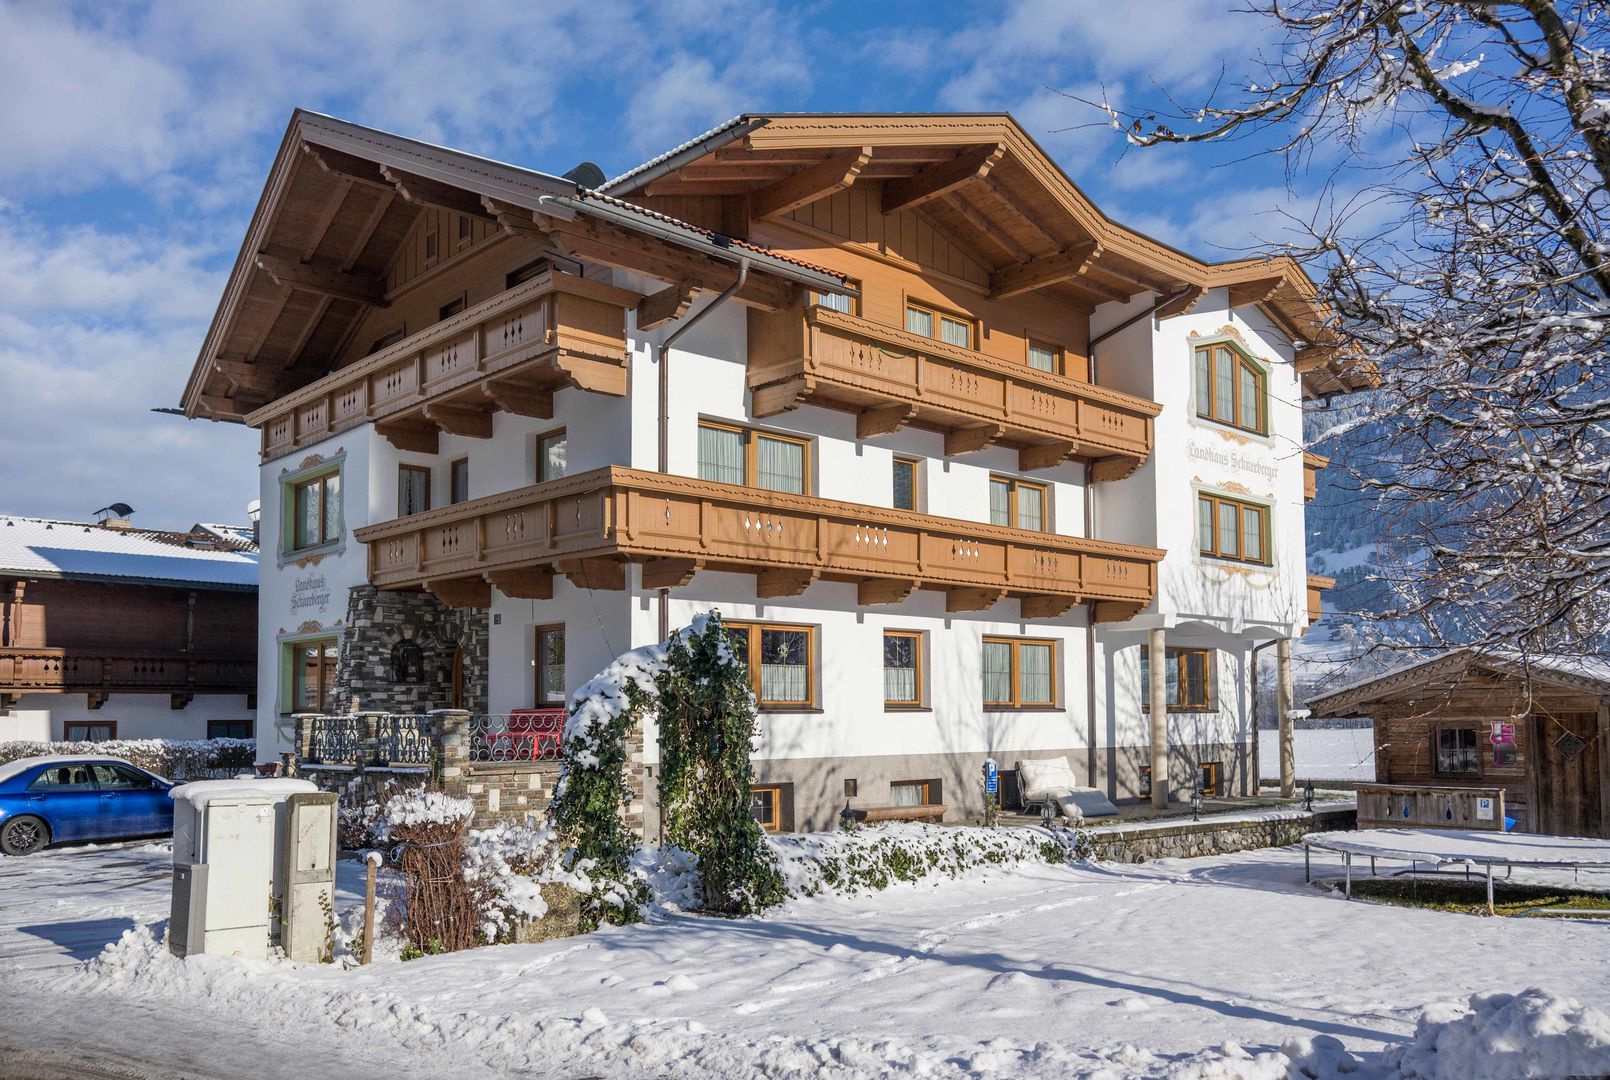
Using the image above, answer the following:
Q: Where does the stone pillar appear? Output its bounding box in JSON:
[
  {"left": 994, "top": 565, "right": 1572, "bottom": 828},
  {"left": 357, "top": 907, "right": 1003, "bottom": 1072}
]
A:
[
  {"left": 1277, "top": 638, "right": 1296, "bottom": 798},
  {"left": 430, "top": 709, "right": 472, "bottom": 797},
  {"left": 1148, "top": 626, "right": 1169, "bottom": 808},
  {"left": 293, "top": 714, "right": 315, "bottom": 762}
]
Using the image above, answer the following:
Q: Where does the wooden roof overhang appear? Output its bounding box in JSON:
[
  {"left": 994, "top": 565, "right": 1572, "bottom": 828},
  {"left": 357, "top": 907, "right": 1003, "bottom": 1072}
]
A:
[
  {"left": 180, "top": 111, "right": 851, "bottom": 424},
  {"left": 604, "top": 114, "right": 1379, "bottom": 398},
  {"left": 1308, "top": 650, "right": 1610, "bottom": 718}
]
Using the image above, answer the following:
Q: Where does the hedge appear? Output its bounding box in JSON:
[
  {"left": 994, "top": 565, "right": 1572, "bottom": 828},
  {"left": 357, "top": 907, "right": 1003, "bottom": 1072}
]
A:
[{"left": 0, "top": 737, "right": 255, "bottom": 779}]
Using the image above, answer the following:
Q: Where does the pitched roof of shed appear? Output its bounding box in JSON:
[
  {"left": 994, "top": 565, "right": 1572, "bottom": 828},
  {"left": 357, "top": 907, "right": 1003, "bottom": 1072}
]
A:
[{"left": 1308, "top": 649, "right": 1610, "bottom": 717}]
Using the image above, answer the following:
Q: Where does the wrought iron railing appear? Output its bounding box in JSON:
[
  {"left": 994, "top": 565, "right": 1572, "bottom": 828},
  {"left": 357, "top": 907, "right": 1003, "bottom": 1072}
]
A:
[
  {"left": 305, "top": 715, "right": 364, "bottom": 764},
  {"left": 374, "top": 714, "right": 434, "bottom": 765},
  {"left": 468, "top": 710, "right": 565, "bottom": 764}
]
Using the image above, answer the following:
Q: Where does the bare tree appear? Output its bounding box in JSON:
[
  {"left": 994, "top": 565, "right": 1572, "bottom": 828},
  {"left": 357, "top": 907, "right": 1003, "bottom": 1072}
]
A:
[{"left": 1096, "top": 1, "right": 1610, "bottom": 655}]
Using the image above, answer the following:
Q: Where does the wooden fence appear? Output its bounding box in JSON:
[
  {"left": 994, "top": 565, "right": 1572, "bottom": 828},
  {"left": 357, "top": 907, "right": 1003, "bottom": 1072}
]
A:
[{"left": 1357, "top": 783, "right": 1508, "bottom": 831}]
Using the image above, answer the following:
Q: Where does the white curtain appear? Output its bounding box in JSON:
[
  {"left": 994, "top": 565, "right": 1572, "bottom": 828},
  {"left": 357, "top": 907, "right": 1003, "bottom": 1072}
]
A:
[
  {"left": 321, "top": 474, "right": 341, "bottom": 542},
  {"left": 1029, "top": 343, "right": 1057, "bottom": 372},
  {"left": 817, "top": 291, "right": 852, "bottom": 313},
  {"left": 698, "top": 425, "right": 745, "bottom": 485},
  {"left": 940, "top": 316, "right": 970, "bottom": 348},
  {"left": 296, "top": 481, "right": 321, "bottom": 548},
  {"left": 760, "top": 663, "right": 808, "bottom": 702},
  {"left": 1194, "top": 349, "right": 1211, "bottom": 415},
  {"left": 1214, "top": 348, "right": 1234, "bottom": 420},
  {"left": 1197, "top": 497, "right": 1215, "bottom": 552},
  {"left": 1218, "top": 501, "right": 1239, "bottom": 556},
  {"left": 756, "top": 435, "right": 804, "bottom": 493},
  {"left": 1241, "top": 507, "right": 1263, "bottom": 561},
  {"left": 905, "top": 306, "right": 932, "bottom": 337},
  {"left": 1018, "top": 643, "right": 1052, "bottom": 704},
  {"left": 1016, "top": 485, "right": 1044, "bottom": 531},
  {"left": 884, "top": 666, "right": 917, "bottom": 702},
  {"left": 989, "top": 480, "right": 1011, "bottom": 526},
  {"left": 982, "top": 640, "right": 1012, "bottom": 703},
  {"left": 889, "top": 782, "right": 924, "bottom": 807},
  {"left": 1239, "top": 364, "right": 1260, "bottom": 429}
]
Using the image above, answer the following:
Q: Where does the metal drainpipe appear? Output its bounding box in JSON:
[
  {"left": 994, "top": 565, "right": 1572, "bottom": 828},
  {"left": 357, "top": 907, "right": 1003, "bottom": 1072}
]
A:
[
  {"left": 1249, "top": 638, "right": 1277, "bottom": 797},
  {"left": 655, "top": 258, "right": 751, "bottom": 640}
]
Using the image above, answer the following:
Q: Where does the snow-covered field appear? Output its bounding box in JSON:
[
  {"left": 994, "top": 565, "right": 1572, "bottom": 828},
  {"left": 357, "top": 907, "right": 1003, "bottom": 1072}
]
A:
[
  {"left": 3, "top": 837, "right": 1609, "bottom": 1078},
  {"left": 1259, "top": 727, "right": 1376, "bottom": 782}
]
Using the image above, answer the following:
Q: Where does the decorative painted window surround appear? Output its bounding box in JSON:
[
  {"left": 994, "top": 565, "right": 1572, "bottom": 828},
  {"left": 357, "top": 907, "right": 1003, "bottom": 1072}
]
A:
[
  {"left": 276, "top": 451, "right": 346, "bottom": 568},
  {"left": 1189, "top": 333, "right": 1275, "bottom": 442}
]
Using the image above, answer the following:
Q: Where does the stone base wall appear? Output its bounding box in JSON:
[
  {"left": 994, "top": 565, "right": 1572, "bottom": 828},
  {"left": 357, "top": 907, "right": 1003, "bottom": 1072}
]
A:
[
  {"left": 443, "top": 762, "right": 563, "bottom": 828},
  {"left": 1084, "top": 806, "right": 1355, "bottom": 863},
  {"left": 333, "top": 586, "right": 488, "bottom": 716}
]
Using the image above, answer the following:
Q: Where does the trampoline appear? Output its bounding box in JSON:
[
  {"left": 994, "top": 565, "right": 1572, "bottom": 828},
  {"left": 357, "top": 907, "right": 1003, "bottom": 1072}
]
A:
[{"left": 1303, "top": 829, "right": 1610, "bottom": 914}]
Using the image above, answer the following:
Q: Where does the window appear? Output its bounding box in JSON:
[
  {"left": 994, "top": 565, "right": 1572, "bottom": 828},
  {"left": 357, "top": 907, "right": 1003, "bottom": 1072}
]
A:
[
  {"left": 398, "top": 465, "right": 431, "bottom": 517},
  {"left": 438, "top": 296, "right": 466, "bottom": 321},
  {"left": 1194, "top": 343, "right": 1267, "bottom": 434},
  {"left": 289, "top": 637, "right": 339, "bottom": 714},
  {"left": 92, "top": 764, "right": 149, "bottom": 790},
  {"left": 208, "top": 720, "right": 251, "bottom": 740},
  {"left": 506, "top": 254, "right": 580, "bottom": 289},
  {"left": 1140, "top": 646, "right": 1214, "bottom": 712},
  {"left": 697, "top": 422, "right": 809, "bottom": 494},
  {"left": 1028, "top": 341, "right": 1061, "bottom": 374},
  {"left": 1197, "top": 493, "right": 1269, "bottom": 564},
  {"left": 535, "top": 626, "right": 566, "bottom": 706},
  {"left": 1198, "top": 761, "right": 1221, "bottom": 797},
  {"left": 291, "top": 470, "right": 341, "bottom": 551},
  {"left": 883, "top": 630, "right": 923, "bottom": 707},
  {"left": 751, "top": 785, "right": 782, "bottom": 832},
  {"left": 366, "top": 327, "right": 407, "bottom": 356},
  {"left": 890, "top": 780, "right": 936, "bottom": 807},
  {"left": 725, "top": 622, "right": 815, "bottom": 708},
  {"left": 458, "top": 215, "right": 472, "bottom": 242},
  {"left": 1436, "top": 727, "right": 1480, "bottom": 775},
  {"left": 982, "top": 637, "right": 1056, "bottom": 707},
  {"left": 424, "top": 230, "right": 438, "bottom": 261},
  {"left": 450, "top": 458, "right": 470, "bottom": 505},
  {"left": 63, "top": 721, "right": 115, "bottom": 742},
  {"left": 29, "top": 764, "right": 95, "bottom": 791},
  {"left": 892, "top": 457, "right": 919, "bottom": 511},
  {"left": 813, "top": 287, "right": 856, "bottom": 315},
  {"left": 536, "top": 430, "right": 567, "bottom": 483},
  {"left": 906, "top": 301, "right": 973, "bottom": 349},
  {"left": 989, "top": 477, "right": 1048, "bottom": 531}
]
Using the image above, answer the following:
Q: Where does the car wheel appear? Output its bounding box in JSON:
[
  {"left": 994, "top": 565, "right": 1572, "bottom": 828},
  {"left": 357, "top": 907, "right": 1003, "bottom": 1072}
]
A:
[{"left": 0, "top": 816, "right": 50, "bottom": 856}]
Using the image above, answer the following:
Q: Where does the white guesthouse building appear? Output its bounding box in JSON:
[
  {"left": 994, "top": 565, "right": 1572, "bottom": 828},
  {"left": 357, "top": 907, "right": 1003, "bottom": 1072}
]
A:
[{"left": 180, "top": 112, "right": 1366, "bottom": 830}]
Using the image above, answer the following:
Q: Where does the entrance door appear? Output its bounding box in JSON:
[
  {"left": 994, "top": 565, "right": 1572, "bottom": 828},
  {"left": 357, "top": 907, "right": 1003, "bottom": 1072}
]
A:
[{"left": 1530, "top": 711, "right": 1604, "bottom": 838}]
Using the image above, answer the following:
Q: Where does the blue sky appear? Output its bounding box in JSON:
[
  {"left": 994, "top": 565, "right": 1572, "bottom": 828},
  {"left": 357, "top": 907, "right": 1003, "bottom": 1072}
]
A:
[{"left": 0, "top": 0, "right": 1316, "bottom": 531}]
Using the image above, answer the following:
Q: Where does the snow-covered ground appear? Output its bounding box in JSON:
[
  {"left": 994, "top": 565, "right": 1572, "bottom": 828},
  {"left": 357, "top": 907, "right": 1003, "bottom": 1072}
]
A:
[
  {"left": 1259, "top": 727, "right": 1376, "bottom": 781},
  {"left": 3, "top": 838, "right": 1609, "bottom": 1078}
]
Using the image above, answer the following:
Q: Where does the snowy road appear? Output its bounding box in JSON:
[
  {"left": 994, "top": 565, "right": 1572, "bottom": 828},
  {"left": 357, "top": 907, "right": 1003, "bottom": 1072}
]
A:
[{"left": 1, "top": 841, "right": 1608, "bottom": 1077}]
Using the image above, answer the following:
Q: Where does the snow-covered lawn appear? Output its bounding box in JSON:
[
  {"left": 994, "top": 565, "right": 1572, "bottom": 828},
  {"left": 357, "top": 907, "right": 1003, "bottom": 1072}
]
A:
[
  {"left": 1259, "top": 727, "right": 1377, "bottom": 782},
  {"left": 3, "top": 839, "right": 1608, "bottom": 1078}
]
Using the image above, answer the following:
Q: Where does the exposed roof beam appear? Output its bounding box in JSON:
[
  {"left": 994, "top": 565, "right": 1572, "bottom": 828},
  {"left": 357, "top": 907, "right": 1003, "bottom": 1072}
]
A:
[
  {"left": 481, "top": 196, "right": 559, "bottom": 242},
  {"left": 943, "top": 190, "right": 1033, "bottom": 263},
  {"left": 301, "top": 178, "right": 353, "bottom": 263},
  {"left": 1227, "top": 276, "right": 1286, "bottom": 308},
  {"left": 301, "top": 142, "right": 389, "bottom": 187},
  {"left": 380, "top": 165, "right": 492, "bottom": 218},
  {"left": 881, "top": 143, "right": 1005, "bottom": 215},
  {"left": 1294, "top": 345, "right": 1338, "bottom": 373},
  {"left": 751, "top": 146, "right": 872, "bottom": 220},
  {"left": 636, "top": 281, "right": 697, "bottom": 330},
  {"left": 1155, "top": 285, "right": 1206, "bottom": 319},
  {"left": 988, "top": 240, "right": 1102, "bottom": 300},
  {"left": 978, "top": 177, "right": 1062, "bottom": 249},
  {"left": 254, "top": 249, "right": 390, "bottom": 308}
]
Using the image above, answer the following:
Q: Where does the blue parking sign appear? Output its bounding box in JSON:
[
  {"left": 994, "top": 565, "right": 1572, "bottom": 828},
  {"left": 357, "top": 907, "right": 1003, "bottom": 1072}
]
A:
[{"left": 984, "top": 758, "right": 998, "bottom": 794}]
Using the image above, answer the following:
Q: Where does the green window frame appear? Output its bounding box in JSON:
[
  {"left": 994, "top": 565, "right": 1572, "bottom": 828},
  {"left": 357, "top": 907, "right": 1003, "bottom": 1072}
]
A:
[
  {"left": 1197, "top": 492, "right": 1270, "bottom": 565},
  {"left": 1194, "top": 341, "right": 1268, "bottom": 435}
]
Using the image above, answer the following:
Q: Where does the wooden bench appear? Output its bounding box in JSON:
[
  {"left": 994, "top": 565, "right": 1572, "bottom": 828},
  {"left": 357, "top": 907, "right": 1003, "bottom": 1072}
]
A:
[{"left": 852, "top": 803, "right": 948, "bottom": 824}]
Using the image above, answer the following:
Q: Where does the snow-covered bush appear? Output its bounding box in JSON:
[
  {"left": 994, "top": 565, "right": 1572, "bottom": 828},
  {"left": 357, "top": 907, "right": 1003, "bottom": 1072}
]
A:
[
  {"left": 461, "top": 819, "right": 590, "bottom": 943},
  {"left": 379, "top": 791, "right": 479, "bottom": 957},
  {"left": 338, "top": 775, "right": 422, "bottom": 851},
  {"left": 771, "top": 823, "right": 1076, "bottom": 897},
  {"left": 0, "top": 737, "right": 254, "bottom": 779}
]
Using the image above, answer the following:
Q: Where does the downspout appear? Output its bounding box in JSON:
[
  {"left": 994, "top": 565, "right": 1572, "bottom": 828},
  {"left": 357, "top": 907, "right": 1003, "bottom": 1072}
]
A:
[
  {"left": 1249, "top": 639, "right": 1278, "bottom": 797},
  {"left": 655, "top": 258, "right": 751, "bottom": 641}
]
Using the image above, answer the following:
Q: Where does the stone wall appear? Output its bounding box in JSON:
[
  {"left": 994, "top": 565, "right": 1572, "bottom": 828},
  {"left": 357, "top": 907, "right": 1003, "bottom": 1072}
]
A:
[
  {"left": 1083, "top": 806, "right": 1355, "bottom": 863},
  {"left": 333, "top": 586, "right": 488, "bottom": 715}
]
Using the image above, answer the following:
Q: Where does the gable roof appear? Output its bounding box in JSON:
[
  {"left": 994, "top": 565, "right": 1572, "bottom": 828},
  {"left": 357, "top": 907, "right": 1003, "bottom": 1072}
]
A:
[
  {"left": 1308, "top": 649, "right": 1610, "bottom": 716},
  {"left": 605, "top": 112, "right": 1376, "bottom": 398},
  {"left": 0, "top": 516, "right": 258, "bottom": 591},
  {"left": 180, "top": 110, "right": 852, "bottom": 423}
]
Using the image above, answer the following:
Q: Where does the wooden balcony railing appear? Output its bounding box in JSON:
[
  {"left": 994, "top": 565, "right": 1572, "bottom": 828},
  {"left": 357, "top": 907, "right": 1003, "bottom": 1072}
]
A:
[
  {"left": 747, "top": 304, "right": 1161, "bottom": 480},
  {"left": 0, "top": 649, "right": 255, "bottom": 695},
  {"left": 354, "top": 466, "right": 1162, "bottom": 621},
  {"left": 247, "top": 271, "right": 640, "bottom": 461},
  {"left": 1306, "top": 575, "right": 1335, "bottom": 625}
]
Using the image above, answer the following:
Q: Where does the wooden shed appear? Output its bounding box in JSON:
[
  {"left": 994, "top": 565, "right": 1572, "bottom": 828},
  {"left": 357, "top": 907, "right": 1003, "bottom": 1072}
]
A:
[{"left": 1308, "top": 651, "right": 1610, "bottom": 838}]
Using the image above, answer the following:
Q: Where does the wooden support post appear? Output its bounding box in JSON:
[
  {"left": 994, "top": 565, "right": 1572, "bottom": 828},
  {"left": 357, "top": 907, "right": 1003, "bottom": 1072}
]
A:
[
  {"left": 1149, "top": 626, "right": 1169, "bottom": 809},
  {"left": 1277, "top": 637, "right": 1296, "bottom": 799},
  {"left": 362, "top": 854, "right": 377, "bottom": 965}
]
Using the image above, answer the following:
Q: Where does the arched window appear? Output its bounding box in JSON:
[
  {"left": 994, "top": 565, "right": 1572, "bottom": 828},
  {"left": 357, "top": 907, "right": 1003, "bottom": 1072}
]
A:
[{"left": 1193, "top": 342, "right": 1267, "bottom": 434}]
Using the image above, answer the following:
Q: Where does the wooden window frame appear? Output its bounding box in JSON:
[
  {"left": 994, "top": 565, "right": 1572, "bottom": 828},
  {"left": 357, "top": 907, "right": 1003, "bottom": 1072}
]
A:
[
  {"left": 64, "top": 721, "right": 116, "bottom": 742},
  {"left": 535, "top": 428, "right": 567, "bottom": 483},
  {"left": 1432, "top": 723, "right": 1483, "bottom": 777},
  {"left": 449, "top": 458, "right": 470, "bottom": 505},
  {"left": 1027, "top": 339, "right": 1063, "bottom": 375},
  {"left": 1194, "top": 341, "right": 1268, "bottom": 435},
  {"left": 366, "top": 326, "right": 407, "bottom": 356},
  {"left": 697, "top": 421, "right": 812, "bottom": 495},
  {"left": 751, "top": 784, "right": 783, "bottom": 832},
  {"left": 208, "top": 719, "right": 251, "bottom": 740},
  {"left": 534, "top": 624, "right": 566, "bottom": 707},
  {"left": 285, "top": 635, "right": 339, "bottom": 715},
  {"left": 289, "top": 470, "right": 341, "bottom": 553},
  {"left": 989, "top": 476, "right": 1051, "bottom": 532},
  {"left": 811, "top": 282, "right": 859, "bottom": 316},
  {"left": 438, "top": 294, "right": 467, "bottom": 321},
  {"left": 397, "top": 464, "right": 432, "bottom": 517},
  {"left": 882, "top": 629, "right": 925, "bottom": 709},
  {"left": 890, "top": 779, "right": 937, "bottom": 806},
  {"left": 1198, "top": 761, "right": 1222, "bottom": 797},
  {"left": 1140, "top": 645, "right": 1216, "bottom": 713},
  {"left": 904, "top": 297, "right": 976, "bottom": 351},
  {"left": 724, "top": 621, "right": 818, "bottom": 709},
  {"left": 892, "top": 455, "right": 921, "bottom": 511},
  {"left": 1197, "top": 492, "right": 1270, "bottom": 566},
  {"left": 424, "top": 229, "right": 439, "bottom": 263},
  {"left": 982, "top": 636, "right": 1059, "bottom": 709}
]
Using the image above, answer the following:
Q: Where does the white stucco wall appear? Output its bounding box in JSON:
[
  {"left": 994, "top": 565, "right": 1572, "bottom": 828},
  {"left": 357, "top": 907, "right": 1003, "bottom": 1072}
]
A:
[{"left": 2, "top": 693, "right": 253, "bottom": 741}]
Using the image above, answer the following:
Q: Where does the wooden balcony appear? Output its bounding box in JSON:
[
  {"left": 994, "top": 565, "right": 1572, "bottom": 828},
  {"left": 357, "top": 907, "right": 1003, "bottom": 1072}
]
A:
[
  {"left": 354, "top": 466, "right": 1161, "bottom": 620},
  {"left": 248, "top": 271, "right": 640, "bottom": 461},
  {"left": 747, "top": 304, "right": 1161, "bottom": 480},
  {"left": 0, "top": 649, "right": 255, "bottom": 701},
  {"left": 1303, "top": 451, "right": 1329, "bottom": 501},
  {"left": 1306, "top": 575, "right": 1336, "bottom": 625}
]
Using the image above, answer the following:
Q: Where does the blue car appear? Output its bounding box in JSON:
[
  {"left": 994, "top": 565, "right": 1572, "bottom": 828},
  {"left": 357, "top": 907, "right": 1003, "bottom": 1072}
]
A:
[{"left": 0, "top": 756, "right": 175, "bottom": 856}]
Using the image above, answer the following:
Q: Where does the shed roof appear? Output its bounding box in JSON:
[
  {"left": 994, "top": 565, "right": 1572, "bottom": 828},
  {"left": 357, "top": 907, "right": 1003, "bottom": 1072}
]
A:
[
  {"left": 0, "top": 516, "right": 258, "bottom": 591},
  {"left": 1308, "top": 649, "right": 1610, "bottom": 717}
]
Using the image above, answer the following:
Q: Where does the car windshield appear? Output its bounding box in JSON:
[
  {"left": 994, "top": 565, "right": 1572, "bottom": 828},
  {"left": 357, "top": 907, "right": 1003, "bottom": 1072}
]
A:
[{"left": 28, "top": 764, "right": 96, "bottom": 791}]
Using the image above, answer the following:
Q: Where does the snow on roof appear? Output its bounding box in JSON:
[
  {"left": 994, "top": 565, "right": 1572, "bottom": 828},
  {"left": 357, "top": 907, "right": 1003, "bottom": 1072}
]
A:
[
  {"left": 0, "top": 516, "right": 257, "bottom": 590},
  {"left": 1309, "top": 647, "right": 1610, "bottom": 715}
]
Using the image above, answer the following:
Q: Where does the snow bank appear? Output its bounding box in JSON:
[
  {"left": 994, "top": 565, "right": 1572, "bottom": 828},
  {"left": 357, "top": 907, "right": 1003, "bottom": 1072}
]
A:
[
  {"left": 1383, "top": 988, "right": 1610, "bottom": 1079},
  {"left": 168, "top": 778, "right": 316, "bottom": 808}
]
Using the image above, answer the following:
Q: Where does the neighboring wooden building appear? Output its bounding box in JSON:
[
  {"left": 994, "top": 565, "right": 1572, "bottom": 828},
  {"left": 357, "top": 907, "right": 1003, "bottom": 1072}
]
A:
[
  {"left": 1309, "top": 651, "right": 1610, "bottom": 838},
  {"left": 0, "top": 514, "right": 258, "bottom": 742}
]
